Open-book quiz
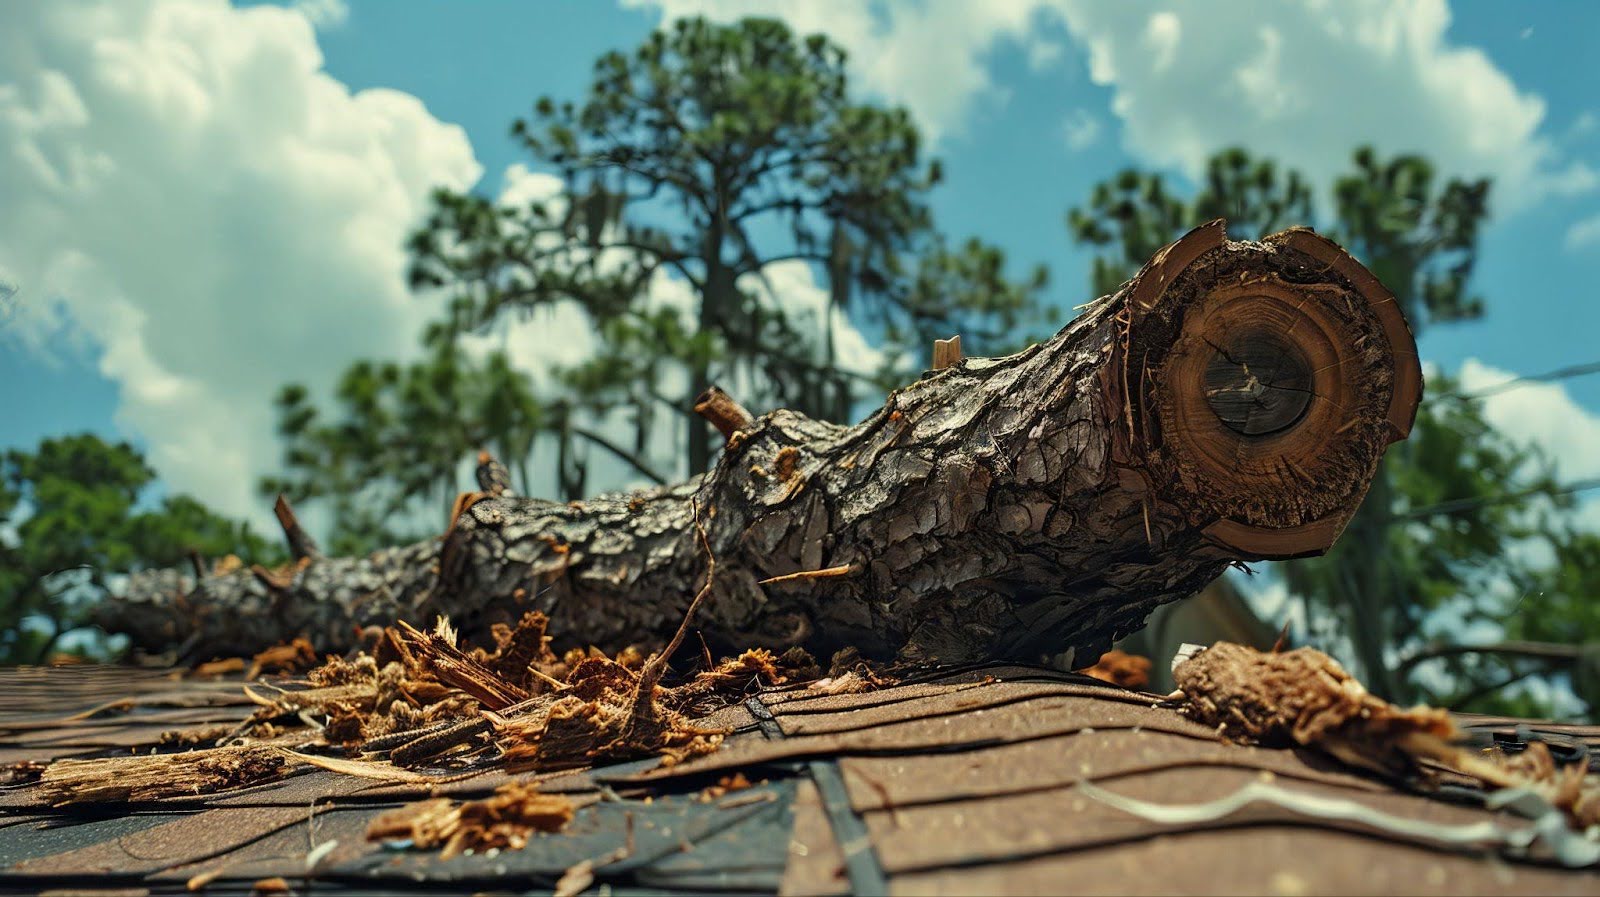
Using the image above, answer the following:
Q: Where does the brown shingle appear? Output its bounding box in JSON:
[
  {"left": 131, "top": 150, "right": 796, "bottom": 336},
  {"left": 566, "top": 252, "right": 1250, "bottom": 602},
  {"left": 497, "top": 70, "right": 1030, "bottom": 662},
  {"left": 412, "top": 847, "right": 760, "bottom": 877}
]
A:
[{"left": 2, "top": 663, "right": 1596, "bottom": 895}]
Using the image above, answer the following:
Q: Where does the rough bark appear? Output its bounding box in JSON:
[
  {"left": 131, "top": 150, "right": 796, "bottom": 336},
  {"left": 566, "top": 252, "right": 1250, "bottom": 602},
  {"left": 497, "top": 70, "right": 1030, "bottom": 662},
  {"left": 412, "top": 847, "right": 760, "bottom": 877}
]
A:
[{"left": 101, "top": 222, "right": 1421, "bottom": 666}]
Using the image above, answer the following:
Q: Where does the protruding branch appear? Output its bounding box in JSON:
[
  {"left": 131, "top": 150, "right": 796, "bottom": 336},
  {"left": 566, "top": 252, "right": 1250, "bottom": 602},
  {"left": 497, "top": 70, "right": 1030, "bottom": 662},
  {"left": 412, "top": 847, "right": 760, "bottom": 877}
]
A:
[
  {"left": 273, "top": 494, "right": 321, "bottom": 560},
  {"left": 932, "top": 335, "right": 962, "bottom": 370},
  {"left": 693, "top": 386, "right": 754, "bottom": 442},
  {"left": 475, "top": 450, "right": 513, "bottom": 496}
]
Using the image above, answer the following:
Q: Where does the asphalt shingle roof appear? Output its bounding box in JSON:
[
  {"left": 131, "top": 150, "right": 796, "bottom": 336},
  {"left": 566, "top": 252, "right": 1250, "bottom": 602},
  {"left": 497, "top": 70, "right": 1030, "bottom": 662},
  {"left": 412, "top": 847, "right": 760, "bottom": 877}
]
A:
[{"left": 1, "top": 664, "right": 1596, "bottom": 895}]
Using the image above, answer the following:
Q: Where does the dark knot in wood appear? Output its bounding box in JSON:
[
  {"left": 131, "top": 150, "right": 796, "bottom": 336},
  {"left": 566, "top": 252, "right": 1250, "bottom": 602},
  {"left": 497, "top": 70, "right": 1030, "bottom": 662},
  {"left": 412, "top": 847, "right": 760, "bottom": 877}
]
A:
[{"left": 1202, "top": 326, "right": 1313, "bottom": 437}]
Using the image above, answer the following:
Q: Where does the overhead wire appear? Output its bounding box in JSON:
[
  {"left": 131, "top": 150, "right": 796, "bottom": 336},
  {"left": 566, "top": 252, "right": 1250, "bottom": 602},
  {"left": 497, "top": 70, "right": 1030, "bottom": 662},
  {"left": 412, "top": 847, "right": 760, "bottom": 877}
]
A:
[
  {"left": 1381, "top": 356, "right": 1600, "bottom": 520},
  {"left": 1426, "top": 358, "right": 1600, "bottom": 402}
]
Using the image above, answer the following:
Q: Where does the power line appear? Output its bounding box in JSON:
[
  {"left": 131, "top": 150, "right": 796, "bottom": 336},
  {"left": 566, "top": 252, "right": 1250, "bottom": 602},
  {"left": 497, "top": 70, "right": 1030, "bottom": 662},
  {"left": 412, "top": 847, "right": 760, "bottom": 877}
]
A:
[
  {"left": 1429, "top": 358, "right": 1600, "bottom": 402},
  {"left": 1384, "top": 360, "right": 1600, "bottom": 522},
  {"left": 1390, "top": 476, "right": 1600, "bottom": 522}
]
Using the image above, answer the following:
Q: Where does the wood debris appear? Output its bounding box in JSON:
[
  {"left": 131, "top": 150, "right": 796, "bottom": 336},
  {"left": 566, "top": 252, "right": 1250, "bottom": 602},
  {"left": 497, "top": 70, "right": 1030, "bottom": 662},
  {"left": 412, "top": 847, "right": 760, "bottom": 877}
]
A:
[
  {"left": 248, "top": 637, "right": 317, "bottom": 679},
  {"left": 1174, "top": 641, "right": 1600, "bottom": 830},
  {"left": 1078, "top": 649, "right": 1152, "bottom": 689},
  {"left": 41, "top": 745, "right": 288, "bottom": 805},
  {"left": 698, "top": 772, "right": 753, "bottom": 802},
  {"left": 32, "top": 514, "right": 831, "bottom": 856},
  {"left": 2, "top": 760, "right": 46, "bottom": 786},
  {"left": 38, "top": 557, "right": 817, "bottom": 822},
  {"left": 191, "top": 657, "right": 246, "bottom": 677},
  {"left": 366, "top": 780, "right": 574, "bottom": 859}
]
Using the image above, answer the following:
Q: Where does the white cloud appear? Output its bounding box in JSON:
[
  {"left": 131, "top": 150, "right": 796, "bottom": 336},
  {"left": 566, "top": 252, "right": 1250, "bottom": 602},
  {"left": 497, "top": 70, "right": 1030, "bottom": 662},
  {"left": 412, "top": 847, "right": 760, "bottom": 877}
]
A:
[
  {"left": 1060, "top": 108, "right": 1101, "bottom": 151},
  {"left": 290, "top": 0, "right": 348, "bottom": 30},
  {"left": 1564, "top": 212, "right": 1600, "bottom": 253},
  {"left": 1459, "top": 359, "right": 1600, "bottom": 479},
  {"left": 1457, "top": 358, "right": 1600, "bottom": 531},
  {"left": 1062, "top": 1, "right": 1595, "bottom": 210},
  {"left": 629, "top": 1, "right": 1593, "bottom": 212},
  {"left": 1142, "top": 12, "right": 1181, "bottom": 73},
  {"left": 623, "top": 0, "right": 1060, "bottom": 142},
  {"left": 0, "top": 0, "right": 480, "bottom": 528}
]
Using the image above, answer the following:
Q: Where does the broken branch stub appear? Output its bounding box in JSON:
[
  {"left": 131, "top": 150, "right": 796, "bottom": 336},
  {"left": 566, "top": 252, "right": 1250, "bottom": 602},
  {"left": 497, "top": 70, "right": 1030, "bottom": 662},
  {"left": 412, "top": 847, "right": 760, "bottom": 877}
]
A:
[
  {"left": 931, "top": 335, "right": 962, "bottom": 371},
  {"left": 694, "top": 386, "right": 755, "bottom": 442},
  {"left": 104, "top": 221, "right": 1419, "bottom": 666}
]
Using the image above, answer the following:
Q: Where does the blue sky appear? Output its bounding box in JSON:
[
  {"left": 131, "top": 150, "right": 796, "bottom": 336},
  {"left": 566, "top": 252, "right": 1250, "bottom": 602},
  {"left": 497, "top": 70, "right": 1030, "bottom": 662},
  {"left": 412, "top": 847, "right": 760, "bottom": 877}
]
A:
[{"left": 2, "top": 0, "right": 1599, "bottom": 533}]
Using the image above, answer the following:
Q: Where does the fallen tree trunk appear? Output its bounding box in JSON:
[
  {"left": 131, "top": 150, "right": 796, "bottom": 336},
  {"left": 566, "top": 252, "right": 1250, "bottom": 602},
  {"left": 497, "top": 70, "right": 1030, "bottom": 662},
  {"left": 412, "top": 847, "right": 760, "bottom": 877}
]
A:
[{"left": 102, "top": 222, "right": 1421, "bottom": 666}]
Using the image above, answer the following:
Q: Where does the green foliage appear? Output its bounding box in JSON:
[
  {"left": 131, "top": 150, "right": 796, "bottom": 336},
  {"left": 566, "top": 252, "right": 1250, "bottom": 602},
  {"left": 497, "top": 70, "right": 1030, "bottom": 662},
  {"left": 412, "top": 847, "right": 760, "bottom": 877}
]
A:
[
  {"left": 1293, "top": 384, "right": 1570, "bottom": 707},
  {"left": 1333, "top": 147, "right": 1489, "bottom": 326},
  {"left": 271, "top": 16, "right": 1050, "bottom": 548},
  {"left": 262, "top": 340, "right": 542, "bottom": 555},
  {"left": 1, "top": 434, "right": 279, "bottom": 664},
  {"left": 1068, "top": 146, "right": 1592, "bottom": 717},
  {"left": 409, "top": 16, "right": 1048, "bottom": 474},
  {"left": 888, "top": 236, "right": 1053, "bottom": 358},
  {"left": 1068, "top": 148, "right": 1313, "bottom": 296}
]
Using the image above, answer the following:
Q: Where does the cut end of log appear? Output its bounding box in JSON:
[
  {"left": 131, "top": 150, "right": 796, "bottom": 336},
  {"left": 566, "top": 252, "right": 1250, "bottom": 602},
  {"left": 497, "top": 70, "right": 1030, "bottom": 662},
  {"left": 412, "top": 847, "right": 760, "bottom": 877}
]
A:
[
  {"left": 1105, "top": 220, "right": 1422, "bottom": 560},
  {"left": 693, "top": 386, "right": 755, "bottom": 442}
]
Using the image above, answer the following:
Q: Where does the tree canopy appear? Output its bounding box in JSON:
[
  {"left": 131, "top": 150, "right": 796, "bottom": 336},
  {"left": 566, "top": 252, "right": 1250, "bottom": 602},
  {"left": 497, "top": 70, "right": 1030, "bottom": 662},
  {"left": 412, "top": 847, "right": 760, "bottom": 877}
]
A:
[
  {"left": 1, "top": 434, "right": 280, "bottom": 664},
  {"left": 268, "top": 15, "right": 1050, "bottom": 548}
]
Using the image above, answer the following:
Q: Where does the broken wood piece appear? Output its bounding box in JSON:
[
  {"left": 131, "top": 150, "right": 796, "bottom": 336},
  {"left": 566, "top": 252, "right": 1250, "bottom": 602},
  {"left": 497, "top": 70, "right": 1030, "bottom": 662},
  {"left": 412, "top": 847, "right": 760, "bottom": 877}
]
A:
[
  {"left": 273, "top": 493, "right": 321, "bottom": 560},
  {"left": 1173, "top": 640, "right": 1600, "bottom": 831},
  {"left": 104, "top": 221, "right": 1421, "bottom": 668},
  {"left": 758, "top": 564, "right": 860, "bottom": 586},
  {"left": 694, "top": 385, "right": 755, "bottom": 441},
  {"left": 931, "top": 334, "right": 962, "bottom": 370},
  {"left": 366, "top": 780, "right": 575, "bottom": 860},
  {"left": 1077, "top": 649, "right": 1152, "bottom": 690},
  {"left": 392, "top": 618, "right": 530, "bottom": 711},
  {"left": 41, "top": 745, "right": 290, "bottom": 805}
]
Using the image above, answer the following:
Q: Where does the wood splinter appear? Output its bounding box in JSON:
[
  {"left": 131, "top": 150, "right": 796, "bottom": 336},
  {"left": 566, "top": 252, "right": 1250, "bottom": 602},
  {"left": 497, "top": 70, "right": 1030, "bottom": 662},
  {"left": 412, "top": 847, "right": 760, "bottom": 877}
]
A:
[
  {"left": 759, "top": 564, "right": 861, "bottom": 586},
  {"left": 693, "top": 386, "right": 754, "bottom": 441},
  {"left": 931, "top": 334, "right": 962, "bottom": 371}
]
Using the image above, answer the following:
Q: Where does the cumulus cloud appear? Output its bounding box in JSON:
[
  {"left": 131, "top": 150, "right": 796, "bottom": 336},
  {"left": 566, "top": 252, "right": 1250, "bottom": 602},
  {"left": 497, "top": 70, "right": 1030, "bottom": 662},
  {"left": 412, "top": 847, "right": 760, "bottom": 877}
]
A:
[
  {"left": 1056, "top": 1, "right": 1596, "bottom": 210},
  {"left": 1457, "top": 358, "right": 1600, "bottom": 531},
  {"left": 1060, "top": 108, "right": 1101, "bottom": 152},
  {"left": 1565, "top": 212, "right": 1600, "bottom": 253},
  {"left": 629, "top": 0, "right": 1593, "bottom": 212},
  {"left": 623, "top": 0, "right": 1059, "bottom": 142},
  {"left": 1459, "top": 359, "right": 1600, "bottom": 479},
  {"left": 290, "top": 0, "right": 349, "bottom": 30},
  {"left": 0, "top": 0, "right": 481, "bottom": 527}
]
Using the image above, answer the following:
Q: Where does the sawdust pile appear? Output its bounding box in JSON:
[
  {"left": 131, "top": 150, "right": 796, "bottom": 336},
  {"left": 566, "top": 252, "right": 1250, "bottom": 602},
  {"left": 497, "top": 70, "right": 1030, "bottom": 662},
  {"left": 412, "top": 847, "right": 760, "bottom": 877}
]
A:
[{"left": 1174, "top": 641, "right": 1598, "bottom": 829}]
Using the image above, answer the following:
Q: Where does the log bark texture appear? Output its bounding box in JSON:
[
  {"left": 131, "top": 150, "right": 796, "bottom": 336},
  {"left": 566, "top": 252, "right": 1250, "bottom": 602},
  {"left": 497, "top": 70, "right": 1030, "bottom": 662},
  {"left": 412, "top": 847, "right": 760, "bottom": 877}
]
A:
[{"left": 102, "top": 222, "right": 1421, "bottom": 665}]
